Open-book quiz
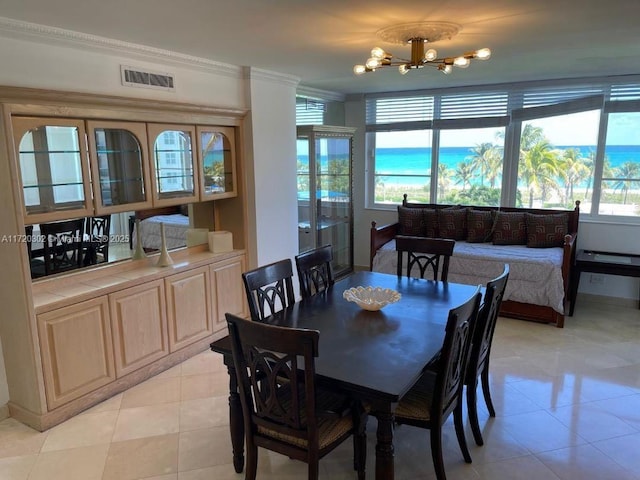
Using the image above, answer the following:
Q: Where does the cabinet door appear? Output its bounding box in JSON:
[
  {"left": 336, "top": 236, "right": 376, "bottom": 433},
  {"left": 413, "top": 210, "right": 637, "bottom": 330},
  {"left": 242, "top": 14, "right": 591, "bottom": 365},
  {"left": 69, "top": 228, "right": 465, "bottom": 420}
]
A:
[
  {"left": 147, "top": 123, "right": 199, "bottom": 206},
  {"left": 196, "top": 126, "right": 237, "bottom": 200},
  {"left": 12, "top": 117, "right": 93, "bottom": 224},
  {"left": 109, "top": 280, "right": 169, "bottom": 377},
  {"left": 38, "top": 297, "right": 115, "bottom": 410},
  {"left": 87, "top": 120, "right": 152, "bottom": 214},
  {"left": 211, "top": 255, "right": 247, "bottom": 330},
  {"left": 165, "top": 266, "right": 214, "bottom": 352}
]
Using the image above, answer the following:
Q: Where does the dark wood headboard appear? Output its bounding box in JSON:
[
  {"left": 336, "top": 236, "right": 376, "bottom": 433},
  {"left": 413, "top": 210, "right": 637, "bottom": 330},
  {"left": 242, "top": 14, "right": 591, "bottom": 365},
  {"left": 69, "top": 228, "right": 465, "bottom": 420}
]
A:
[{"left": 133, "top": 205, "right": 185, "bottom": 221}]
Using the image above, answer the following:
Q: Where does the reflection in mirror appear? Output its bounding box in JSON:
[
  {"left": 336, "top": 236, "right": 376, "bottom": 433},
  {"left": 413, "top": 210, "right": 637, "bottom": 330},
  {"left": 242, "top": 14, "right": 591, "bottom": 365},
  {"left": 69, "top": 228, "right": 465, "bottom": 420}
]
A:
[
  {"left": 201, "top": 131, "right": 232, "bottom": 195},
  {"left": 18, "top": 125, "right": 85, "bottom": 214},
  {"left": 153, "top": 130, "right": 195, "bottom": 198},
  {"left": 94, "top": 128, "right": 146, "bottom": 207},
  {"left": 28, "top": 206, "right": 192, "bottom": 280}
]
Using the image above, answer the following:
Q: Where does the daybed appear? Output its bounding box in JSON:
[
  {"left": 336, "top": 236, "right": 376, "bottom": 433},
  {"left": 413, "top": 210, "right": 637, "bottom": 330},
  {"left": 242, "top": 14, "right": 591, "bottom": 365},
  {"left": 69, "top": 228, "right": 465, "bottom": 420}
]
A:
[
  {"left": 370, "top": 195, "right": 580, "bottom": 328},
  {"left": 129, "top": 205, "right": 190, "bottom": 251}
]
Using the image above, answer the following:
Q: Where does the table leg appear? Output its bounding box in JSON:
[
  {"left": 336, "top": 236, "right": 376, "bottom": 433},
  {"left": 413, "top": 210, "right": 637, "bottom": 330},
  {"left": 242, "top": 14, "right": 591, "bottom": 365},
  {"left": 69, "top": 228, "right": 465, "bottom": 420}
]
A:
[
  {"left": 569, "top": 269, "right": 581, "bottom": 316},
  {"left": 226, "top": 362, "right": 244, "bottom": 473},
  {"left": 374, "top": 407, "right": 395, "bottom": 480}
]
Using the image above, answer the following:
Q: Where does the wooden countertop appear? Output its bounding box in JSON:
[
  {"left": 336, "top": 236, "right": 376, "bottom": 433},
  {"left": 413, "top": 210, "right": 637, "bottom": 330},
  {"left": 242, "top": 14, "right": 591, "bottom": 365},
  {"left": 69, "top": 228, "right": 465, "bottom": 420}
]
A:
[{"left": 31, "top": 245, "right": 245, "bottom": 314}]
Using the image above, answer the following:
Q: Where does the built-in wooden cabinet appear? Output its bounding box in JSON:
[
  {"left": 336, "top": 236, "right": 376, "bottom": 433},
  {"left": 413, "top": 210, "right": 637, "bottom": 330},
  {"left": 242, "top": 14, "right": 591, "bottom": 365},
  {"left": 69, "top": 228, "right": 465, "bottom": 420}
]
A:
[
  {"left": 86, "top": 120, "right": 152, "bottom": 214},
  {"left": 37, "top": 296, "right": 115, "bottom": 410},
  {"left": 147, "top": 123, "right": 199, "bottom": 207},
  {"left": 109, "top": 280, "right": 169, "bottom": 377},
  {"left": 197, "top": 126, "right": 237, "bottom": 200},
  {"left": 165, "top": 265, "right": 213, "bottom": 352},
  {"left": 12, "top": 117, "right": 93, "bottom": 225},
  {"left": 210, "top": 254, "right": 247, "bottom": 327}
]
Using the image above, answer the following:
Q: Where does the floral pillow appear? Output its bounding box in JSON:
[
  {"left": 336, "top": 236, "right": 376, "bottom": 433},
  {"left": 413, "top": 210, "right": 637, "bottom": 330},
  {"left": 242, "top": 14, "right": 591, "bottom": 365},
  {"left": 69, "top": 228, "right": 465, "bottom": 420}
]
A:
[
  {"left": 438, "top": 207, "right": 468, "bottom": 240},
  {"left": 525, "top": 213, "right": 568, "bottom": 248},
  {"left": 492, "top": 211, "right": 527, "bottom": 245},
  {"left": 466, "top": 210, "right": 494, "bottom": 243}
]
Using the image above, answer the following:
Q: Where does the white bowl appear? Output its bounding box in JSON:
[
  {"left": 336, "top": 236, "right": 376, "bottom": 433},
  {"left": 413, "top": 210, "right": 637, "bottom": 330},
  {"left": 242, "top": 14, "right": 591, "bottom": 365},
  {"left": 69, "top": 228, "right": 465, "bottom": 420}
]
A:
[{"left": 343, "top": 286, "right": 401, "bottom": 311}]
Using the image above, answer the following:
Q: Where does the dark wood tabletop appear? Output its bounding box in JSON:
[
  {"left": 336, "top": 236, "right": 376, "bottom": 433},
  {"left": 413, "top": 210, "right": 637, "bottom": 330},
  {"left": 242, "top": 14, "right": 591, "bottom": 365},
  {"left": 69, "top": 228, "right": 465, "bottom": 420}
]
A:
[{"left": 211, "top": 270, "right": 481, "bottom": 480}]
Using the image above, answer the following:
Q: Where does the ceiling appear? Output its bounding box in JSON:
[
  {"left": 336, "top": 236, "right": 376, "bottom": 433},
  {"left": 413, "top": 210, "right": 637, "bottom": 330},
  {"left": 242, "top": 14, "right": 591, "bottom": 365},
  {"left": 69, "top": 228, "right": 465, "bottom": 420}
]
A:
[{"left": 1, "top": 0, "right": 640, "bottom": 96}]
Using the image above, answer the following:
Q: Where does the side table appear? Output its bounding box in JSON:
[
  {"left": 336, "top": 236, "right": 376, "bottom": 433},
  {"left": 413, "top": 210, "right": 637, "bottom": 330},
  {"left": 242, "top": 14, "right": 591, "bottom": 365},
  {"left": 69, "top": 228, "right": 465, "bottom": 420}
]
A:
[{"left": 569, "top": 250, "right": 640, "bottom": 315}]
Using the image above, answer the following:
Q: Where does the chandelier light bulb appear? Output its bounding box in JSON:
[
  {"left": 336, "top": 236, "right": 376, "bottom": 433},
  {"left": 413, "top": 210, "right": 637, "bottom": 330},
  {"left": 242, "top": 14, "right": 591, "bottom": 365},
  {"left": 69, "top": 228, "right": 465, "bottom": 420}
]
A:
[
  {"left": 424, "top": 48, "right": 438, "bottom": 62},
  {"left": 365, "top": 57, "right": 381, "bottom": 69},
  {"left": 475, "top": 48, "right": 491, "bottom": 60},
  {"left": 371, "top": 47, "right": 386, "bottom": 59},
  {"left": 399, "top": 64, "right": 409, "bottom": 75},
  {"left": 440, "top": 64, "right": 452, "bottom": 74},
  {"left": 353, "top": 64, "right": 366, "bottom": 75},
  {"left": 454, "top": 56, "right": 470, "bottom": 68}
]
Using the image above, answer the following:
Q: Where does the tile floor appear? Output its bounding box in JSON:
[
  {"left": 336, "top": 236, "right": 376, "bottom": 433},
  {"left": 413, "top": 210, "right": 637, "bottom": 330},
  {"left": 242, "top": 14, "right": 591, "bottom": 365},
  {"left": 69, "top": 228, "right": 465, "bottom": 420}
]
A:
[{"left": 1, "top": 297, "right": 639, "bottom": 479}]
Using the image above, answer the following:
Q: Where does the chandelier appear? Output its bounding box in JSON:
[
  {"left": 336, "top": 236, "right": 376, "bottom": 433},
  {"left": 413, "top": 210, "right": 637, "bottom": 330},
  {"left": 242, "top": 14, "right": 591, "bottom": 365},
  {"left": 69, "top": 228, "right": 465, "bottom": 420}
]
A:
[{"left": 353, "top": 22, "right": 491, "bottom": 76}]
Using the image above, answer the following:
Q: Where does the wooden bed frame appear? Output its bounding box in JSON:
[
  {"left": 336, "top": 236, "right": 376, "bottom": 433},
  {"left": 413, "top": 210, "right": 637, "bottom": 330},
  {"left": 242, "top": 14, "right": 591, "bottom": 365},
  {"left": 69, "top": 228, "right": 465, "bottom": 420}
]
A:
[
  {"left": 128, "top": 205, "right": 187, "bottom": 249},
  {"left": 369, "top": 196, "right": 581, "bottom": 328}
]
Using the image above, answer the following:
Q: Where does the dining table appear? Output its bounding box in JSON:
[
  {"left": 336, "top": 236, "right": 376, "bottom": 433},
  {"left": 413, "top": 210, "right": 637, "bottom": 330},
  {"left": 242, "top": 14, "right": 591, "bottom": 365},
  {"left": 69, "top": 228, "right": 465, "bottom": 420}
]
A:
[{"left": 210, "top": 270, "right": 481, "bottom": 480}]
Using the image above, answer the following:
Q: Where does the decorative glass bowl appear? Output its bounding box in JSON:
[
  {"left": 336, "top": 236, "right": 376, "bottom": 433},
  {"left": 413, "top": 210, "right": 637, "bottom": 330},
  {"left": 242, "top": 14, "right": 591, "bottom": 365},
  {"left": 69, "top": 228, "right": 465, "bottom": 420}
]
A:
[{"left": 342, "top": 286, "right": 401, "bottom": 311}]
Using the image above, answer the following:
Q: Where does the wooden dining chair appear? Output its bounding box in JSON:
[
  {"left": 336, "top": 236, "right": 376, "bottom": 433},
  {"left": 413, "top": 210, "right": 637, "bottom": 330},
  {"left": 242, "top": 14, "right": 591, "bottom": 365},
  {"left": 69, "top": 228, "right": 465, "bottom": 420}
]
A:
[
  {"left": 466, "top": 265, "right": 509, "bottom": 446},
  {"left": 34, "top": 218, "right": 85, "bottom": 276},
  {"left": 226, "top": 313, "right": 367, "bottom": 480},
  {"left": 393, "top": 286, "right": 482, "bottom": 480},
  {"left": 242, "top": 258, "right": 296, "bottom": 321},
  {"left": 396, "top": 235, "right": 456, "bottom": 281},
  {"left": 295, "top": 245, "right": 335, "bottom": 299},
  {"left": 84, "top": 215, "right": 111, "bottom": 264}
]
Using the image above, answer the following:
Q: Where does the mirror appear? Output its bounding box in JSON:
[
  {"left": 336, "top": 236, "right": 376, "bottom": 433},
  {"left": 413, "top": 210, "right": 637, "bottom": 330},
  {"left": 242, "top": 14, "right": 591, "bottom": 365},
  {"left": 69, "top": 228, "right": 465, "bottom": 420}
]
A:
[
  {"left": 153, "top": 129, "right": 196, "bottom": 199},
  {"left": 200, "top": 129, "right": 234, "bottom": 196}
]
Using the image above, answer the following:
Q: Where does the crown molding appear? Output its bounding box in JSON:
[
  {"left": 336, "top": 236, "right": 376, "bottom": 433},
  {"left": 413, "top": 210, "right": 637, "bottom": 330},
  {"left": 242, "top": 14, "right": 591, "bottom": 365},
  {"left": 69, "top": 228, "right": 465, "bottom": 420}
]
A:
[
  {"left": 0, "top": 16, "right": 243, "bottom": 78},
  {"left": 243, "top": 66, "right": 300, "bottom": 88},
  {"left": 296, "top": 85, "right": 345, "bottom": 102}
]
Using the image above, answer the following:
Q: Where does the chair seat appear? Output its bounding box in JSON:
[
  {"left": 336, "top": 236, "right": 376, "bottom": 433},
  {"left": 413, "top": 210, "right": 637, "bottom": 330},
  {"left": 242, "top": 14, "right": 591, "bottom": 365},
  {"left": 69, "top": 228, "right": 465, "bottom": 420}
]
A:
[
  {"left": 257, "top": 388, "right": 355, "bottom": 450},
  {"left": 394, "top": 374, "right": 436, "bottom": 422}
]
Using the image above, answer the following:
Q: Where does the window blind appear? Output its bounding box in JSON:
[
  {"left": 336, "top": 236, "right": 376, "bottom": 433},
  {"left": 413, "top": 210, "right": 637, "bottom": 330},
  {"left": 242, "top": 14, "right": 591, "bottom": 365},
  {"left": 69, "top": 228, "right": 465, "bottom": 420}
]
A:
[
  {"left": 296, "top": 98, "right": 325, "bottom": 125},
  {"left": 365, "top": 95, "right": 434, "bottom": 130}
]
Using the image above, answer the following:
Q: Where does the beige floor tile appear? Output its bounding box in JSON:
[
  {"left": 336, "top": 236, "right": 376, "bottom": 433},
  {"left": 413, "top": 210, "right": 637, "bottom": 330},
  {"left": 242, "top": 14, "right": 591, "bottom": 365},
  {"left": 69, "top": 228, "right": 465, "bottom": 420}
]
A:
[
  {"left": 28, "top": 443, "right": 109, "bottom": 480},
  {"left": 120, "top": 375, "right": 181, "bottom": 409},
  {"left": 178, "top": 426, "right": 234, "bottom": 471},
  {"left": 178, "top": 465, "right": 242, "bottom": 479},
  {"left": 179, "top": 396, "right": 229, "bottom": 431},
  {"left": 537, "top": 443, "right": 640, "bottom": 480},
  {"left": 40, "top": 410, "right": 118, "bottom": 452},
  {"left": 0, "top": 418, "right": 48, "bottom": 459},
  {"left": 593, "top": 432, "right": 640, "bottom": 474},
  {"left": 112, "top": 403, "right": 180, "bottom": 442},
  {"left": 548, "top": 402, "right": 638, "bottom": 442},
  {"left": 0, "top": 454, "right": 37, "bottom": 480},
  {"left": 140, "top": 474, "right": 178, "bottom": 480},
  {"left": 81, "top": 392, "right": 123, "bottom": 414},
  {"left": 180, "top": 372, "right": 228, "bottom": 400},
  {"left": 180, "top": 351, "right": 224, "bottom": 376},
  {"left": 103, "top": 433, "right": 179, "bottom": 480},
  {"left": 474, "top": 454, "right": 561, "bottom": 480}
]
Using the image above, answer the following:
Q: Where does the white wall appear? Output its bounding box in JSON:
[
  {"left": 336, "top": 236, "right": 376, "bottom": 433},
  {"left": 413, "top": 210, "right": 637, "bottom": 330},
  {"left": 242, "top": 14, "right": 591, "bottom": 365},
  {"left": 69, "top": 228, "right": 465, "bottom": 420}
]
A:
[
  {"left": 0, "top": 24, "right": 299, "bottom": 412},
  {"left": 243, "top": 68, "right": 299, "bottom": 270}
]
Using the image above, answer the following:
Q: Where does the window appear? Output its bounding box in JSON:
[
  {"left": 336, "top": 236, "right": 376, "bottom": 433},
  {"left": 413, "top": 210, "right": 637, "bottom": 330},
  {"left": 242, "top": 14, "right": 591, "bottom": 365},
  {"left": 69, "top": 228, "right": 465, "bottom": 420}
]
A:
[{"left": 365, "top": 77, "right": 640, "bottom": 220}]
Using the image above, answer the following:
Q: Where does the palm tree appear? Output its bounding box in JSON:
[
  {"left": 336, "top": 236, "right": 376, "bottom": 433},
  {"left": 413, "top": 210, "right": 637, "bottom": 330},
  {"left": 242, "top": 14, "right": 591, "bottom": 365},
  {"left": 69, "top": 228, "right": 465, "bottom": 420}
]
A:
[
  {"left": 519, "top": 140, "right": 560, "bottom": 207},
  {"left": 520, "top": 124, "right": 546, "bottom": 151},
  {"left": 454, "top": 161, "right": 475, "bottom": 191},
  {"left": 438, "top": 163, "right": 452, "bottom": 197},
  {"left": 611, "top": 161, "right": 640, "bottom": 204},
  {"left": 467, "top": 142, "right": 494, "bottom": 186},
  {"left": 559, "top": 148, "right": 590, "bottom": 204}
]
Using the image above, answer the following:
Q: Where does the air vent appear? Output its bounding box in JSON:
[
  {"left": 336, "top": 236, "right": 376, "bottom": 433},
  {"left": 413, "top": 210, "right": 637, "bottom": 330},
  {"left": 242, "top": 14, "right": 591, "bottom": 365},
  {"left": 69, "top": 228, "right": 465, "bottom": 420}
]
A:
[{"left": 120, "top": 65, "right": 175, "bottom": 91}]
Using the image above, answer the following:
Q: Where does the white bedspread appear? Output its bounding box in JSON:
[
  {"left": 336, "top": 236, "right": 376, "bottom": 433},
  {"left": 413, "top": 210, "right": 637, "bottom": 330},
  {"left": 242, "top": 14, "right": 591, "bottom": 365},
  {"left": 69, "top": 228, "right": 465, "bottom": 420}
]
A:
[
  {"left": 132, "top": 214, "right": 190, "bottom": 250},
  {"left": 372, "top": 239, "right": 565, "bottom": 314}
]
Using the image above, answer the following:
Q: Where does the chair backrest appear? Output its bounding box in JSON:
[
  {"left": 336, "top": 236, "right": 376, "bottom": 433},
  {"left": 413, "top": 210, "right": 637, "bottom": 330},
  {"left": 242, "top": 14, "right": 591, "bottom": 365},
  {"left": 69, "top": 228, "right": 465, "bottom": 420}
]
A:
[
  {"left": 466, "top": 265, "right": 509, "bottom": 386},
  {"left": 226, "top": 313, "right": 320, "bottom": 449},
  {"left": 25, "top": 225, "right": 34, "bottom": 258},
  {"left": 242, "top": 258, "right": 296, "bottom": 321},
  {"left": 86, "top": 215, "right": 111, "bottom": 263},
  {"left": 433, "top": 287, "right": 482, "bottom": 424},
  {"left": 40, "top": 218, "right": 85, "bottom": 275},
  {"left": 295, "top": 245, "right": 335, "bottom": 299},
  {"left": 396, "top": 235, "right": 455, "bottom": 281}
]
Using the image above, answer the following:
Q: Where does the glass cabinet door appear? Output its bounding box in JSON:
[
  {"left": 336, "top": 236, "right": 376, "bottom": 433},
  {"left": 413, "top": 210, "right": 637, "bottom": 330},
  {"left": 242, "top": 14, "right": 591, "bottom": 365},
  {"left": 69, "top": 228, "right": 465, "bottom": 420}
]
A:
[
  {"left": 12, "top": 117, "right": 93, "bottom": 224},
  {"left": 296, "top": 126, "right": 355, "bottom": 278},
  {"left": 87, "top": 120, "right": 152, "bottom": 214},
  {"left": 147, "top": 123, "right": 198, "bottom": 206},
  {"left": 196, "top": 126, "right": 237, "bottom": 200}
]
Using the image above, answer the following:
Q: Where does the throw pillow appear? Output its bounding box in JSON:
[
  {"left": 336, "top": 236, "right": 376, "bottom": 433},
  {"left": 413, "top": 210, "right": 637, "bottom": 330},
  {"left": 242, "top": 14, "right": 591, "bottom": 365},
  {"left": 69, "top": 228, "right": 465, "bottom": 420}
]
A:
[
  {"left": 492, "top": 211, "right": 527, "bottom": 245},
  {"left": 423, "top": 208, "right": 439, "bottom": 238},
  {"left": 466, "top": 210, "right": 494, "bottom": 243},
  {"left": 525, "top": 213, "right": 568, "bottom": 248},
  {"left": 438, "top": 206, "right": 468, "bottom": 240},
  {"left": 398, "top": 205, "right": 426, "bottom": 236}
]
